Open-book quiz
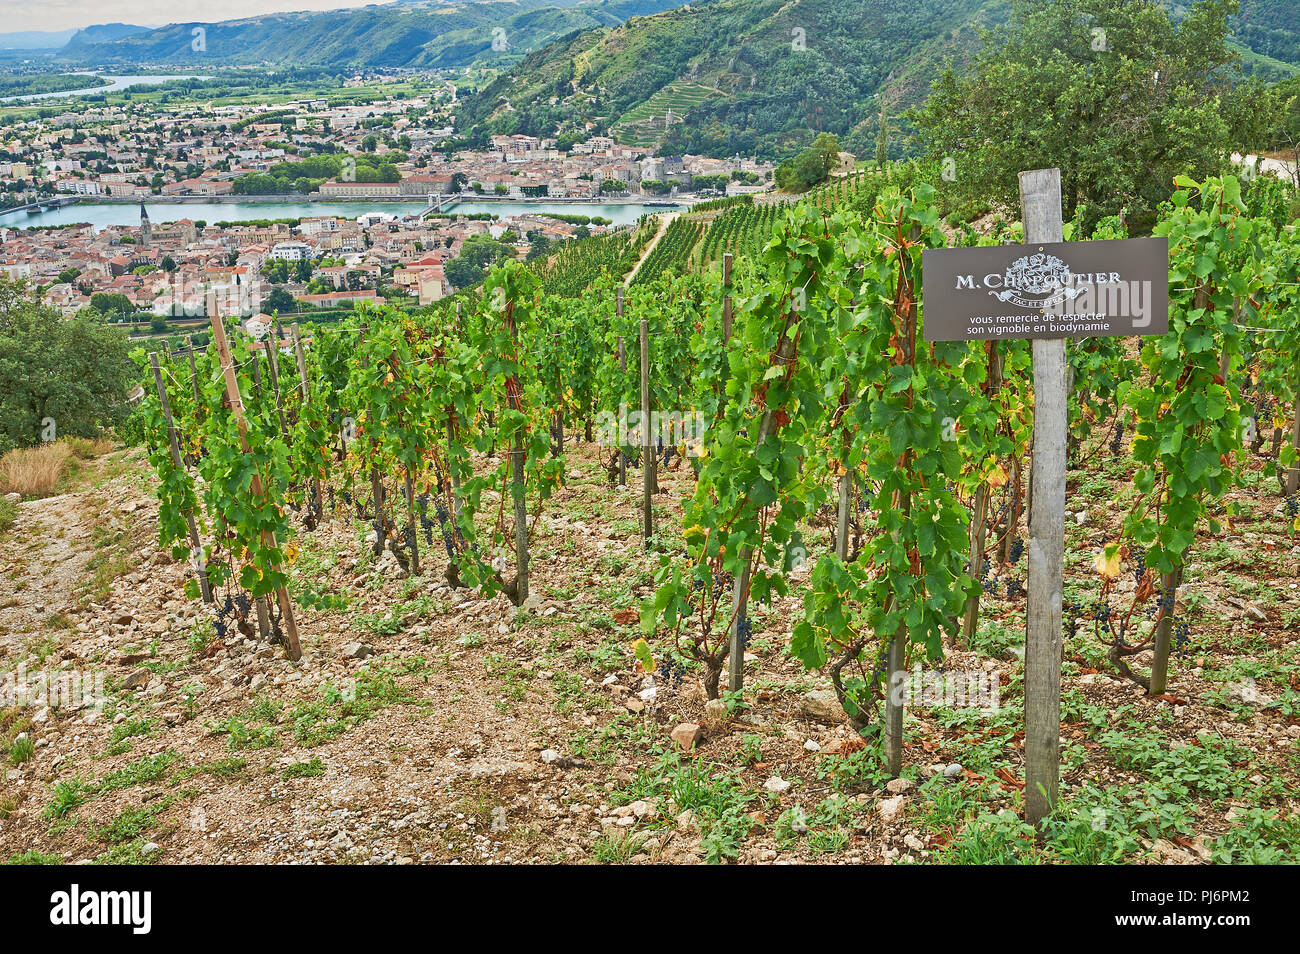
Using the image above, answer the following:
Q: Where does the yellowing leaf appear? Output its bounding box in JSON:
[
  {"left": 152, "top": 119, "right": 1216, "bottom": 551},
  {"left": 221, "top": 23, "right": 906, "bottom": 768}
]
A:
[
  {"left": 630, "top": 638, "right": 656, "bottom": 673},
  {"left": 1093, "top": 545, "right": 1122, "bottom": 581}
]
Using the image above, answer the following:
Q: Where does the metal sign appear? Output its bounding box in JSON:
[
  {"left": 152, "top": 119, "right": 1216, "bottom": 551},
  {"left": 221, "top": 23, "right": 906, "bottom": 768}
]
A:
[{"left": 922, "top": 237, "right": 1168, "bottom": 341}]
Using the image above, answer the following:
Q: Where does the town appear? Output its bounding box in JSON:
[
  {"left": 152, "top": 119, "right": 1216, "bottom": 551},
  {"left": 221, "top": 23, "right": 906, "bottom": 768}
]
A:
[{"left": 0, "top": 73, "right": 773, "bottom": 332}]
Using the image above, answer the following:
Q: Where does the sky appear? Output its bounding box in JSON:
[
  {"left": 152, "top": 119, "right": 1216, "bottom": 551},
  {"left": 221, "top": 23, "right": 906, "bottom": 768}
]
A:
[{"left": 0, "top": 0, "right": 395, "bottom": 34}]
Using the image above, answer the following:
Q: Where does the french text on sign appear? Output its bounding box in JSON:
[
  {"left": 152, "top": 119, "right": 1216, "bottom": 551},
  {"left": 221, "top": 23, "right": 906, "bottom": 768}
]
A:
[{"left": 921, "top": 237, "right": 1169, "bottom": 341}]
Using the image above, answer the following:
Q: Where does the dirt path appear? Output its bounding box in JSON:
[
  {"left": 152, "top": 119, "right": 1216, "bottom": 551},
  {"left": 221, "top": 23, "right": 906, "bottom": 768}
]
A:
[{"left": 624, "top": 211, "right": 678, "bottom": 286}]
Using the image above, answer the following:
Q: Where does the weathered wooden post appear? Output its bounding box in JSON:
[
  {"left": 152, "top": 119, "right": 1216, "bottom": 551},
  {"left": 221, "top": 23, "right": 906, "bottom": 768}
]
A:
[
  {"left": 358, "top": 324, "right": 385, "bottom": 556},
  {"left": 617, "top": 287, "right": 627, "bottom": 487},
  {"left": 962, "top": 342, "right": 1002, "bottom": 642},
  {"left": 640, "top": 317, "right": 655, "bottom": 540},
  {"left": 721, "top": 252, "right": 733, "bottom": 343},
  {"left": 149, "top": 352, "right": 213, "bottom": 604},
  {"left": 207, "top": 310, "right": 303, "bottom": 662},
  {"left": 1020, "top": 168, "right": 1067, "bottom": 827}
]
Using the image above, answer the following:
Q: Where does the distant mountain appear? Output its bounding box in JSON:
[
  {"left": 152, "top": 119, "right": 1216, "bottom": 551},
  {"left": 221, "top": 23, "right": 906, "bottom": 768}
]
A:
[
  {"left": 1231, "top": 0, "right": 1300, "bottom": 76},
  {"left": 0, "top": 29, "right": 78, "bottom": 50},
  {"left": 53, "top": 1, "right": 688, "bottom": 68},
  {"left": 63, "top": 23, "right": 153, "bottom": 48}
]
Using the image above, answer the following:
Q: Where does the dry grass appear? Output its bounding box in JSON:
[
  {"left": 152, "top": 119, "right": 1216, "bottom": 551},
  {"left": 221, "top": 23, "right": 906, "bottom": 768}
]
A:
[
  {"left": 0, "top": 438, "right": 114, "bottom": 498},
  {"left": 66, "top": 437, "right": 116, "bottom": 460},
  {"left": 0, "top": 443, "right": 72, "bottom": 496}
]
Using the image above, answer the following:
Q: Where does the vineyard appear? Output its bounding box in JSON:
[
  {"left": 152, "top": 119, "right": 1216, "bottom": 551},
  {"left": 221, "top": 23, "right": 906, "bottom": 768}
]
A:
[{"left": 2, "top": 171, "right": 1299, "bottom": 866}]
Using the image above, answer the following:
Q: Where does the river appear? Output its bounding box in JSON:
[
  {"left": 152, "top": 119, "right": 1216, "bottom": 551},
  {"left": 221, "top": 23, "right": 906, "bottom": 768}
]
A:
[
  {"left": 13, "top": 198, "right": 683, "bottom": 229},
  {"left": 2, "top": 73, "right": 210, "bottom": 103}
]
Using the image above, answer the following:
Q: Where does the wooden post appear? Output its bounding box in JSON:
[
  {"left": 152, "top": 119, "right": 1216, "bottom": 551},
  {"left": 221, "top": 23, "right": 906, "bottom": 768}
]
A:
[
  {"left": 208, "top": 311, "right": 302, "bottom": 662},
  {"left": 263, "top": 332, "right": 290, "bottom": 444},
  {"left": 883, "top": 226, "right": 921, "bottom": 776},
  {"left": 640, "top": 318, "right": 655, "bottom": 540},
  {"left": 249, "top": 348, "right": 263, "bottom": 398},
  {"left": 359, "top": 324, "right": 385, "bottom": 556},
  {"left": 290, "top": 322, "right": 323, "bottom": 519},
  {"left": 505, "top": 298, "right": 529, "bottom": 604},
  {"left": 290, "top": 323, "right": 308, "bottom": 403},
  {"left": 835, "top": 386, "right": 852, "bottom": 562},
  {"left": 962, "top": 342, "right": 1002, "bottom": 642},
  {"left": 1020, "top": 168, "right": 1066, "bottom": 828},
  {"left": 727, "top": 309, "right": 800, "bottom": 695},
  {"left": 186, "top": 349, "right": 201, "bottom": 411},
  {"left": 721, "top": 252, "right": 733, "bottom": 344},
  {"left": 149, "top": 352, "right": 213, "bottom": 604},
  {"left": 1287, "top": 399, "right": 1300, "bottom": 496},
  {"left": 616, "top": 287, "right": 626, "bottom": 486},
  {"left": 1149, "top": 565, "right": 1185, "bottom": 695},
  {"left": 405, "top": 471, "right": 420, "bottom": 576},
  {"left": 883, "top": 633, "right": 905, "bottom": 776}
]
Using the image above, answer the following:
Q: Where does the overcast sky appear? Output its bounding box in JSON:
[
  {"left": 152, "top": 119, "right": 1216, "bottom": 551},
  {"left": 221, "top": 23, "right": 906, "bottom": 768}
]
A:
[{"left": 1, "top": 1, "right": 395, "bottom": 33}]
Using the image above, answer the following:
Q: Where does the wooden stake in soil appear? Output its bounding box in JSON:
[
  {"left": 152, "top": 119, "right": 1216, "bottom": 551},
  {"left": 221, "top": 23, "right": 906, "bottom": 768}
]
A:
[
  {"left": 640, "top": 318, "right": 655, "bottom": 540},
  {"left": 727, "top": 305, "right": 800, "bottom": 696},
  {"left": 617, "top": 287, "right": 627, "bottom": 487},
  {"left": 962, "top": 342, "right": 1002, "bottom": 642},
  {"left": 721, "top": 252, "right": 734, "bottom": 344},
  {"left": 207, "top": 312, "right": 303, "bottom": 662},
  {"left": 358, "top": 325, "right": 386, "bottom": 556},
  {"left": 1288, "top": 399, "right": 1300, "bottom": 496},
  {"left": 149, "top": 352, "right": 213, "bottom": 604},
  {"left": 505, "top": 297, "right": 529, "bottom": 604},
  {"left": 187, "top": 349, "right": 201, "bottom": 410},
  {"left": 1020, "top": 168, "right": 1066, "bottom": 828}
]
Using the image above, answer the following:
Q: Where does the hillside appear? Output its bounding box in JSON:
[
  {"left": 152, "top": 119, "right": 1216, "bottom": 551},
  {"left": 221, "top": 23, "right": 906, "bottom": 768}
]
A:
[
  {"left": 457, "top": 0, "right": 1004, "bottom": 159},
  {"left": 460, "top": 0, "right": 1300, "bottom": 160},
  {"left": 53, "top": 0, "right": 688, "bottom": 69}
]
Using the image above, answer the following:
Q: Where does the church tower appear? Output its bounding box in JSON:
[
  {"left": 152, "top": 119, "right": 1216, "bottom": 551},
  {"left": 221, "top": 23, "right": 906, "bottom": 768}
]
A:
[{"left": 139, "top": 202, "right": 152, "bottom": 248}]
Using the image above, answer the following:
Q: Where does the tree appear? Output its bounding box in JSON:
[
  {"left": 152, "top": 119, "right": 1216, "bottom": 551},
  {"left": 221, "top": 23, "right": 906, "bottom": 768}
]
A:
[
  {"left": 89, "top": 292, "right": 135, "bottom": 321},
  {"left": 264, "top": 287, "right": 296, "bottom": 314},
  {"left": 0, "top": 279, "right": 135, "bottom": 454},
  {"left": 774, "top": 133, "right": 840, "bottom": 192},
  {"left": 912, "top": 0, "right": 1265, "bottom": 229},
  {"left": 445, "top": 235, "right": 515, "bottom": 290}
]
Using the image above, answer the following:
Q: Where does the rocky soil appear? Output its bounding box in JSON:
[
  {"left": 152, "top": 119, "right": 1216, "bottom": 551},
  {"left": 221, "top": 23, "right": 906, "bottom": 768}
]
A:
[{"left": 0, "top": 443, "right": 1297, "bottom": 865}]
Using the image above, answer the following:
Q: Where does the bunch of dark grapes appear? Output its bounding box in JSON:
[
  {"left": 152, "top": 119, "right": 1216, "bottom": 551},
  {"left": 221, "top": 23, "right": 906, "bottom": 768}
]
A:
[
  {"left": 1109, "top": 420, "right": 1125, "bottom": 456},
  {"left": 1131, "top": 544, "right": 1147, "bottom": 583},
  {"left": 1173, "top": 616, "right": 1192, "bottom": 659},
  {"left": 1092, "top": 600, "right": 1112, "bottom": 634},
  {"left": 977, "top": 558, "right": 995, "bottom": 595},
  {"left": 1008, "top": 536, "right": 1025, "bottom": 564},
  {"left": 417, "top": 494, "right": 435, "bottom": 547},
  {"left": 1063, "top": 601, "right": 1085, "bottom": 639},
  {"left": 658, "top": 658, "right": 685, "bottom": 689},
  {"left": 1286, "top": 495, "right": 1299, "bottom": 520},
  {"left": 1004, "top": 577, "right": 1023, "bottom": 599},
  {"left": 870, "top": 640, "right": 893, "bottom": 684},
  {"left": 736, "top": 614, "right": 753, "bottom": 648},
  {"left": 713, "top": 570, "right": 735, "bottom": 592},
  {"left": 1157, "top": 585, "right": 1176, "bottom": 616},
  {"left": 403, "top": 525, "right": 418, "bottom": 557}
]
